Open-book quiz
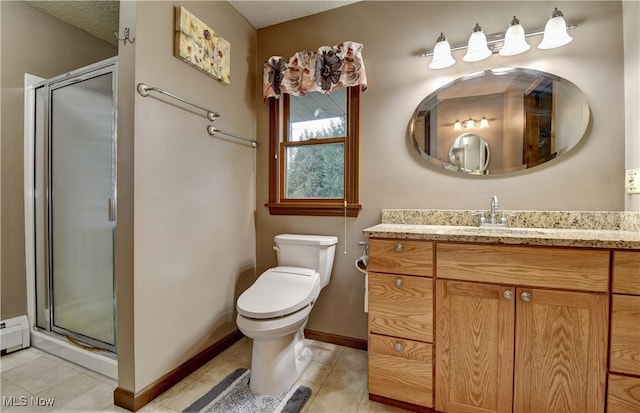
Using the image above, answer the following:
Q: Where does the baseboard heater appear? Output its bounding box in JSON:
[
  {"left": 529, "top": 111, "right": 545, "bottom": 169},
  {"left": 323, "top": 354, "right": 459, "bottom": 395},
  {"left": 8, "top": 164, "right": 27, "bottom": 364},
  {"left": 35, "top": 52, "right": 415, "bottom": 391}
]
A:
[{"left": 0, "top": 315, "right": 30, "bottom": 353}]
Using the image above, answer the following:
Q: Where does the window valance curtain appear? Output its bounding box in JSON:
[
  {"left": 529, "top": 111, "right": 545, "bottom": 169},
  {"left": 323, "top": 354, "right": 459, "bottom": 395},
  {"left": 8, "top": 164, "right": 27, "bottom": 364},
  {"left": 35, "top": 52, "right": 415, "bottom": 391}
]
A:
[{"left": 263, "top": 41, "right": 367, "bottom": 101}]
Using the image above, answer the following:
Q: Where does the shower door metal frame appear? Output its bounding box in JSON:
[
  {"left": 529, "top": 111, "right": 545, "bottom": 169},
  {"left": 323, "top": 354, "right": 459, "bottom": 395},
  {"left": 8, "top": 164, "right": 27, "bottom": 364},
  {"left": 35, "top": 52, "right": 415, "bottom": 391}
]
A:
[{"left": 34, "top": 58, "right": 118, "bottom": 353}]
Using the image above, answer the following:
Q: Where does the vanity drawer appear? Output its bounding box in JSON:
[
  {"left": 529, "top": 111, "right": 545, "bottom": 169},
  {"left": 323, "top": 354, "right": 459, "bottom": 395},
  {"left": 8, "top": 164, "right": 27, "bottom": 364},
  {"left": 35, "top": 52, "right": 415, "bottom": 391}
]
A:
[
  {"left": 612, "top": 250, "right": 640, "bottom": 295},
  {"left": 610, "top": 294, "right": 640, "bottom": 376},
  {"left": 607, "top": 374, "right": 640, "bottom": 413},
  {"left": 368, "top": 272, "right": 433, "bottom": 342},
  {"left": 368, "top": 239, "right": 433, "bottom": 277},
  {"left": 436, "top": 243, "right": 610, "bottom": 292},
  {"left": 368, "top": 333, "right": 433, "bottom": 408}
]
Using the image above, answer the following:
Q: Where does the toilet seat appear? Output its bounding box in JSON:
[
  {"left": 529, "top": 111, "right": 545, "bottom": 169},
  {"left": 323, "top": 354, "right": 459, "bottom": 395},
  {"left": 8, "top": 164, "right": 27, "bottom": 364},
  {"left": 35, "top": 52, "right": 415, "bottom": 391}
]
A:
[{"left": 237, "top": 266, "right": 320, "bottom": 320}]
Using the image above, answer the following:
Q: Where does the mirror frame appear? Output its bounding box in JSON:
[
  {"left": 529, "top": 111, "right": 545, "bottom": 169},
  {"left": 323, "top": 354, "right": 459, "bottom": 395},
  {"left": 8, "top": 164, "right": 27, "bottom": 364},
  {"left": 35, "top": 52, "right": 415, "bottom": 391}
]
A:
[{"left": 410, "top": 67, "right": 590, "bottom": 175}]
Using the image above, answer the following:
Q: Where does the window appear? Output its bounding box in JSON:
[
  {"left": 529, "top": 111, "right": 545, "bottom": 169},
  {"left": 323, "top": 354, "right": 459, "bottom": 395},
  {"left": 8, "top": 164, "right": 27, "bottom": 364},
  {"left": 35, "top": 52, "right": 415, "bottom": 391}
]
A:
[{"left": 266, "top": 87, "right": 360, "bottom": 217}]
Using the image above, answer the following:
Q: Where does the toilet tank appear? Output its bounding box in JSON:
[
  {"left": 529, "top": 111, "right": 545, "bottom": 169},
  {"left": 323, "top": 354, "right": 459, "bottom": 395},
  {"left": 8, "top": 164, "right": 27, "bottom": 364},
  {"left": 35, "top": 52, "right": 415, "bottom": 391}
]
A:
[{"left": 274, "top": 234, "right": 338, "bottom": 288}]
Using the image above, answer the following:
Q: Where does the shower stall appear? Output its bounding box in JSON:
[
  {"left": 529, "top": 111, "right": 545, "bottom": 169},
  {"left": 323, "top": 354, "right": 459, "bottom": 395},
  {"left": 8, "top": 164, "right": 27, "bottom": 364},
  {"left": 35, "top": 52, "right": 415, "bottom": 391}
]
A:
[{"left": 24, "top": 58, "right": 118, "bottom": 378}]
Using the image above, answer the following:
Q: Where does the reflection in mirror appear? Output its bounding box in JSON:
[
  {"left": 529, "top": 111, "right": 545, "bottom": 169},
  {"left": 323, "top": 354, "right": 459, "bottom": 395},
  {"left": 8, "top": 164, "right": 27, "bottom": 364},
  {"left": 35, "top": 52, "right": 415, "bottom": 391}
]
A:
[
  {"left": 447, "top": 133, "right": 490, "bottom": 174},
  {"left": 410, "top": 67, "right": 590, "bottom": 175}
]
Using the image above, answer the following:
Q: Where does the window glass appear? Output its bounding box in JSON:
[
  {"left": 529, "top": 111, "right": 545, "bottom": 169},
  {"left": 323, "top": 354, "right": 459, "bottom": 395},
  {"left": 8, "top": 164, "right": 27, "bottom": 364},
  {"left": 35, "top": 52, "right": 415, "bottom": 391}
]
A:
[
  {"left": 289, "top": 89, "right": 346, "bottom": 141},
  {"left": 285, "top": 143, "right": 345, "bottom": 198},
  {"left": 283, "top": 89, "right": 347, "bottom": 201}
]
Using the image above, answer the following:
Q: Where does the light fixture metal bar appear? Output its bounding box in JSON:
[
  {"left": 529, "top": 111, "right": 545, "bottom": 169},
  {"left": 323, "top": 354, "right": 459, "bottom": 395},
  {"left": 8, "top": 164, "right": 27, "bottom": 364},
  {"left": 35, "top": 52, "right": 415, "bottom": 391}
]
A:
[{"left": 419, "top": 24, "right": 577, "bottom": 57}]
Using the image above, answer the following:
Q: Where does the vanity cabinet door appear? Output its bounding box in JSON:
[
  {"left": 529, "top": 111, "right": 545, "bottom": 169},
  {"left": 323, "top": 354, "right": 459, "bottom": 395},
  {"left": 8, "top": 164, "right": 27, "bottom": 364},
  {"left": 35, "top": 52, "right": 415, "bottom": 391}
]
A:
[
  {"left": 514, "top": 288, "right": 608, "bottom": 413},
  {"left": 435, "top": 280, "right": 515, "bottom": 413},
  {"left": 436, "top": 281, "right": 608, "bottom": 413}
]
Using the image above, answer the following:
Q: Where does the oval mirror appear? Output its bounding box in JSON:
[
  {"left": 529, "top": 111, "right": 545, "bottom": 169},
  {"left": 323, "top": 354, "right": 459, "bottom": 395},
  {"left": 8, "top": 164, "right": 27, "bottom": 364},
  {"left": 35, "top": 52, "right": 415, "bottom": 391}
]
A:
[{"left": 410, "top": 67, "right": 590, "bottom": 175}]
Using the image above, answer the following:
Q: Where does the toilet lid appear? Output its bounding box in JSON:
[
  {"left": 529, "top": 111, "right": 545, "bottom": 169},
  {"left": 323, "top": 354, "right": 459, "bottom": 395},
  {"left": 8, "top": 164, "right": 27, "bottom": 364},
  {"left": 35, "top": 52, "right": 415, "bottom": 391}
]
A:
[{"left": 237, "top": 267, "right": 320, "bottom": 319}]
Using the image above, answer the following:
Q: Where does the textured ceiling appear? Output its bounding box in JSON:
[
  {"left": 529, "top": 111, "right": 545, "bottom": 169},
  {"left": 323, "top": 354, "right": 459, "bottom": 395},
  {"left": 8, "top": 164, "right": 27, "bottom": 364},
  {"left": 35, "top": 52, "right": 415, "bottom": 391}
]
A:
[
  {"left": 25, "top": 1, "right": 120, "bottom": 46},
  {"left": 23, "top": 1, "right": 358, "bottom": 47},
  {"left": 229, "top": 1, "right": 359, "bottom": 29}
]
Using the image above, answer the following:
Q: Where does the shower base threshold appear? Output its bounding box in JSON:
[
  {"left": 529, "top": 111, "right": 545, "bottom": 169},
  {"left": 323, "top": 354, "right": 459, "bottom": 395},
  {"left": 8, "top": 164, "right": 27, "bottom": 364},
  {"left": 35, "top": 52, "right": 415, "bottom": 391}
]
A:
[{"left": 31, "top": 329, "right": 117, "bottom": 380}]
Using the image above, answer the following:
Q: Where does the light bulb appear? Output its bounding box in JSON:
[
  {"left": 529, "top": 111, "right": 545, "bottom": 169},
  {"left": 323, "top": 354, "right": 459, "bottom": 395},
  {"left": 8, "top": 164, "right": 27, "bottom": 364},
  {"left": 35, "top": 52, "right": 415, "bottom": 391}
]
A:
[
  {"left": 463, "top": 23, "right": 492, "bottom": 62},
  {"left": 429, "top": 32, "right": 456, "bottom": 69},
  {"left": 500, "top": 16, "right": 530, "bottom": 56},
  {"left": 539, "top": 8, "right": 573, "bottom": 49}
]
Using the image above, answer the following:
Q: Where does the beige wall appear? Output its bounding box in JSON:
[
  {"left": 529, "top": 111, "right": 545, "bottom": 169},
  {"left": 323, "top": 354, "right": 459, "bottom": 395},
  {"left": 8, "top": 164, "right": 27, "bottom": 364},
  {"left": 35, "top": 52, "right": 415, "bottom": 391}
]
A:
[
  {"left": 255, "top": 1, "right": 628, "bottom": 341},
  {"left": 0, "top": 1, "right": 117, "bottom": 321},
  {"left": 118, "top": 1, "right": 257, "bottom": 391},
  {"left": 623, "top": 0, "right": 639, "bottom": 212}
]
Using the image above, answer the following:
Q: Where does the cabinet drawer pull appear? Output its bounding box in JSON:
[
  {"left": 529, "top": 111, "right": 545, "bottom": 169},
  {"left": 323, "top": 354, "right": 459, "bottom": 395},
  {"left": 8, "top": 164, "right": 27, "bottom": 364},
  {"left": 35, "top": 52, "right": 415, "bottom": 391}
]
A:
[
  {"left": 521, "top": 292, "right": 532, "bottom": 302},
  {"left": 394, "top": 243, "right": 403, "bottom": 252},
  {"left": 394, "top": 342, "right": 403, "bottom": 352},
  {"left": 503, "top": 290, "right": 514, "bottom": 300},
  {"left": 395, "top": 279, "right": 403, "bottom": 287}
]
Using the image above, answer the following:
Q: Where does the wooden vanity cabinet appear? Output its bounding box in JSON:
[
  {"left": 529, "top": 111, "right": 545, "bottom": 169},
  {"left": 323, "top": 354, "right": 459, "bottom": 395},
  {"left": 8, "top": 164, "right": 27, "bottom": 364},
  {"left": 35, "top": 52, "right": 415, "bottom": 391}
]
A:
[
  {"left": 513, "top": 288, "right": 608, "bottom": 413},
  {"left": 435, "top": 280, "right": 515, "bottom": 413},
  {"left": 366, "top": 239, "right": 620, "bottom": 413},
  {"left": 367, "top": 239, "right": 434, "bottom": 409},
  {"left": 607, "top": 250, "right": 640, "bottom": 413},
  {"left": 435, "top": 243, "right": 609, "bottom": 413}
]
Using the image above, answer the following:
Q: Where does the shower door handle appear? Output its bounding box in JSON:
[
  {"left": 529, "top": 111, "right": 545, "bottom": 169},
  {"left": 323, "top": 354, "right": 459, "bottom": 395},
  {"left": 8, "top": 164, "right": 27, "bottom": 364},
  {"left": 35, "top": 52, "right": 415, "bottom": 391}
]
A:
[{"left": 108, "top": 198, "right": 116, "bottom": 222}]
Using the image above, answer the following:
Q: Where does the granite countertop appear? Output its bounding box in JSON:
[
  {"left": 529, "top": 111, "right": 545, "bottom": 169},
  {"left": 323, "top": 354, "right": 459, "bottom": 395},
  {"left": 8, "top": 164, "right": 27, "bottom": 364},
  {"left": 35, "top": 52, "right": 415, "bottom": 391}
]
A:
[{"left": 363, "top": 210, "right": 640, "bottom": 250}]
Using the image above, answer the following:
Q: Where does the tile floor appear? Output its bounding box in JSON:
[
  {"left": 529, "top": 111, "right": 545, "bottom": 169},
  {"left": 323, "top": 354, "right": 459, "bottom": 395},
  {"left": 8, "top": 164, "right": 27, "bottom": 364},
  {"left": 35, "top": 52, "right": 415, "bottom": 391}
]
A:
[{"left": 1, "top": 338, "right": 407, "bottom": 412}]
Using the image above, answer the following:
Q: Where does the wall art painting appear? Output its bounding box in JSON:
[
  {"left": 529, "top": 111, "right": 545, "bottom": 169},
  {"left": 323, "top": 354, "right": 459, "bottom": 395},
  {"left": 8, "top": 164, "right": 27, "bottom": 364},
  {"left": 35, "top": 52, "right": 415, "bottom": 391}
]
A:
[{"left": 174, "top": 6, "right": 230, "bottom": 84}]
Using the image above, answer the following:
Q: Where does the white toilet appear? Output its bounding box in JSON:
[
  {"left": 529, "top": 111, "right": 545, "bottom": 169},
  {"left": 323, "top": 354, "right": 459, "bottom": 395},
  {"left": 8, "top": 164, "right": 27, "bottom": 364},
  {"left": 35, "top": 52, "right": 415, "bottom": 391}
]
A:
[{"left": 236, "top": 234, "right": 338, "bottom": 395}]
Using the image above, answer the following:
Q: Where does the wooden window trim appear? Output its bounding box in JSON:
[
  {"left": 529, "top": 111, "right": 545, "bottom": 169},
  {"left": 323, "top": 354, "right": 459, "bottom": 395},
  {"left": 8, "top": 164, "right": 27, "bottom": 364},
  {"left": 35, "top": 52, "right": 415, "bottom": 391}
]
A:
[{"left": 266, "top": 87, "right": 361, "bottom": 217}]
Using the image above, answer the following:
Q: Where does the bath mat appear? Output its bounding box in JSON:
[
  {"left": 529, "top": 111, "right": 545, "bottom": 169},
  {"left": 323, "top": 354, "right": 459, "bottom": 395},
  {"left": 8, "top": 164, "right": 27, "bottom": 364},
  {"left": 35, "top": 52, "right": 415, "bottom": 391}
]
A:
[{"left": 183, "top": 368, "right": 312, "bottom": 413}]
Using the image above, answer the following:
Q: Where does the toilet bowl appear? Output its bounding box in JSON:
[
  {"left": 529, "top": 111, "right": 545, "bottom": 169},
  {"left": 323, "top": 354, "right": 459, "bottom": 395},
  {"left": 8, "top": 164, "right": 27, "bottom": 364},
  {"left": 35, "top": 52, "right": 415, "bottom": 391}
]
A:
[
  {"left": 236, "top": 234, "right": 338, "bottom": 395},
  {"left": 237, "top": 267, "right": 320, "bottom": 395}
]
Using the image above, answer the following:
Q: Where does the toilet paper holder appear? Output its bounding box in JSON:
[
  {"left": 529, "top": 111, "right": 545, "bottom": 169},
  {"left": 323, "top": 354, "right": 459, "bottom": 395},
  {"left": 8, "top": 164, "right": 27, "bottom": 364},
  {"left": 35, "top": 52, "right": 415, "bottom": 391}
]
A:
[
  {"left": 355, "top": 241, "right": 368, "bottom": 273},
  {"left": 357, "top": 240, "right": 369, "bottom": 256}
]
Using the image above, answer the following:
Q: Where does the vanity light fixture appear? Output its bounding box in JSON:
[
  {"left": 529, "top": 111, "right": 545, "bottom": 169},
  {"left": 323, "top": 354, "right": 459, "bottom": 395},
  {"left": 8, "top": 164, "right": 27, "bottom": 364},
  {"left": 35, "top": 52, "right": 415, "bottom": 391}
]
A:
[
  {"left": 429, "top": 32, "right": 456, "bottom": 69},
  {"left": 465, "top": 118, "right": 476, "bottom": 129},
  {"left": 453, "top": 117, "right": 490, "bottom": 131},
  {"left": 499, "top": 16, "right": 530, "bottom": 56},
  {"left": 538, "top": 7, "right": 573, "bottom": 49},
  {"left": 463, "top": 24, "right": 492, "bottom": 62},
  {"left": 421, "top": 7, "right": 576, "bottom": 69}
]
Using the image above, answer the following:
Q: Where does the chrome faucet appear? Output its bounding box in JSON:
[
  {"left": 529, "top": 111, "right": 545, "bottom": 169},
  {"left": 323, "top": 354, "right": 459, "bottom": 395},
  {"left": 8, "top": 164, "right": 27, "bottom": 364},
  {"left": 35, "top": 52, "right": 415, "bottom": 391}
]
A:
[
  {"left": 470, "top": 195, "right": 514, "bottom": 228},
  {"left": 489, "top": 195, "right": 499, "bottom": 224}
]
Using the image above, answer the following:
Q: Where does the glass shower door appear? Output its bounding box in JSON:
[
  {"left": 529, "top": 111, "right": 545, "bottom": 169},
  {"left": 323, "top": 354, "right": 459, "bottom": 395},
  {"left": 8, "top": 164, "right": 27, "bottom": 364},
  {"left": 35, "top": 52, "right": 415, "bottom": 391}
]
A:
[{"left": 49, "top": 71, "right": 116, "bottom": 350}]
